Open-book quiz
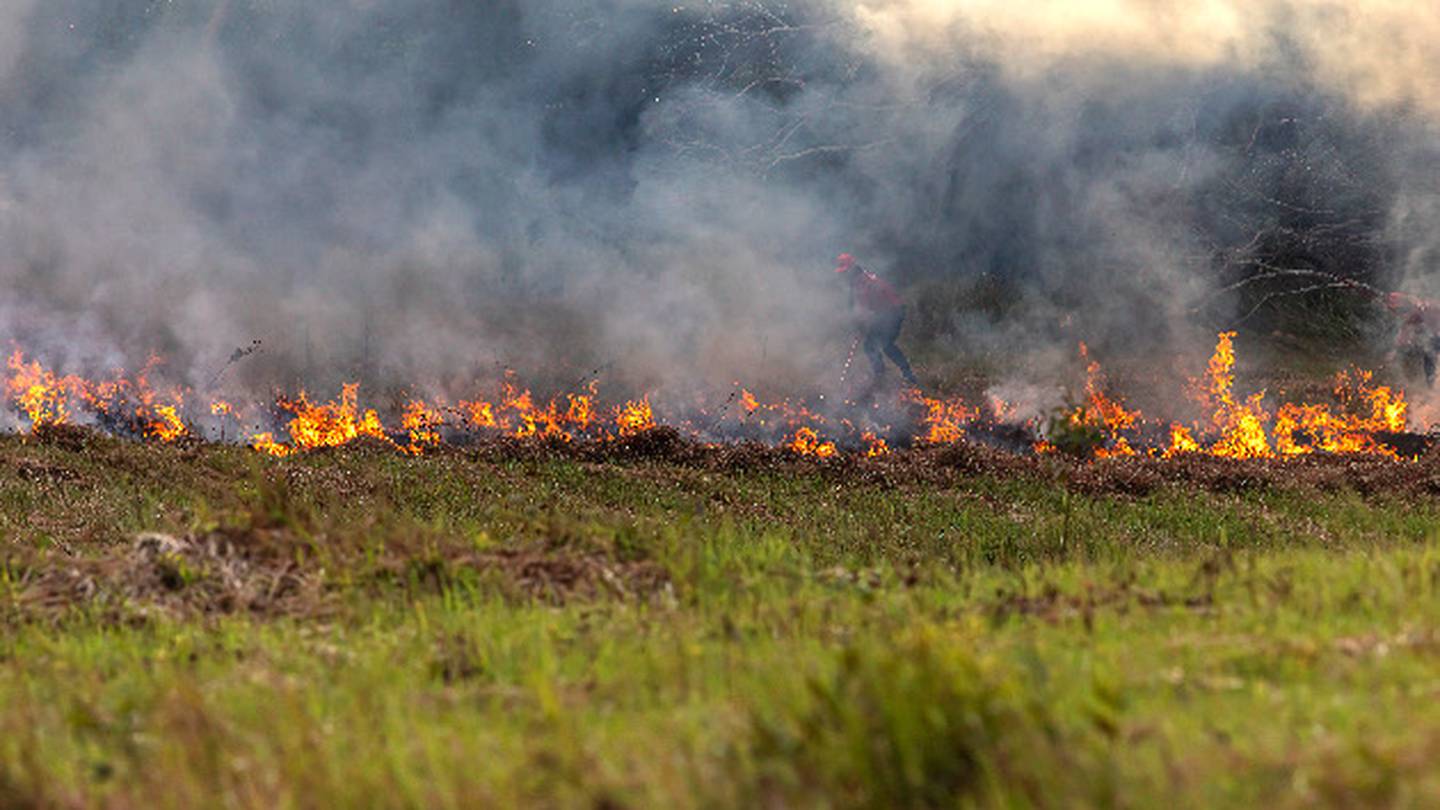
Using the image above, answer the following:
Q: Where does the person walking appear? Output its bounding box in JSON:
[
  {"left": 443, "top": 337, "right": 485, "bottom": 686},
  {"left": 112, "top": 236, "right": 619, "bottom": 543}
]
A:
[{"left": 834, "top": 253, "right": 919, "bottom": 388}]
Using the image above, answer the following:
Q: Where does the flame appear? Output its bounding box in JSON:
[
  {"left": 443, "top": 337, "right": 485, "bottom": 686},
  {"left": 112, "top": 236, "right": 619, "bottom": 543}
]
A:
[
  {"left": 249, "top": 433, "right": 292, "bottom": 457},
  {"left": 787, "top": 426, "right": 837, "bottom": 458},
  {"left": 862, "top": 431, "right": 890, "bottom": 457},
  {"left": 1164, "top": 424, "right": 1201, "bottom": 457},
  {"left": 1194, "top": 332, "right": 1273, "bottom": 459},
  {"left": 6, "top": 351, "right": 76, "bottom": 428},
  {"left": 1272, "top": 369, "right": 1407, "bottom": 458},
  {"left": 987, "top": 395, "right": 1019, "bottom": 422},
  {"left": 460, "top": 398, "right": 496, "bottom": 429},
  {"left": 1054, "top": 342, "right": 1142, "bottom": 455},
  {"left": 615, "top": 397, "right": 655, "bottom": 437},
  {"left": 401, "top": 400, "right": 443, "bottom": 454},
  {"left": 5, "top": 351, "right": 188, "bottom": 441},
  {"left": 254, "top": 383, "right": 392, "bottom": 457},
  {"left": 1077, "top": 343, "right": 1140, "bottom": 432},
  {"left": 500, "top": 383, "right": 541, "bottom": 438},
  {"left": 911, "top": 392, "right": 977, "bottom": 444},
  {"left": 1094, "top": 437, "right": 1137, "bottom": 458},
  {"left": 0, "top": 331, "right": 1419, "bottom": 461},
  {"left": 146, "top": 404, "right": 187, "bottom": 443},
  {"left": 566, "top": 385, "right": 596, "bottom": 431}
]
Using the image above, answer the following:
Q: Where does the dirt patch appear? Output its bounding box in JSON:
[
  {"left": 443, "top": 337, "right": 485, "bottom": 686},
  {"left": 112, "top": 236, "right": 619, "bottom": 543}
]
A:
[
  {"left": 466, "top": 543, "right": 672, "bottom": 605},
  {"left": 14, "top": 528, "right": 326, "bottom": 622},
  {"left": 9, "top": 524, "right": 673, "bottom": 623},
  {"left": 10, "top": 457, "right": 87, "bottom": 485}
]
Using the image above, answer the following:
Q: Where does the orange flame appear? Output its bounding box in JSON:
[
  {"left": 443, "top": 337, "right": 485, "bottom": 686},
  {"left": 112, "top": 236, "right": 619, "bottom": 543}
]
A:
[
  {"left": 1194, "top": 332, "right": 1273, "bottom": 459},
  {"left": 401, "top": 400, "right": 443, "bottom": 454},
  {"left": 253, "top": 383, "right": 392, "bottom": 457},
  {"left": 787, "top": 426, "right": 837, "bottom": 458},
  {"left": 1163, "top": 424, "right": 1201, "bottom": 457},
  {"left": 911, "top": 391, "right": 977, "bottom": 444},
  {"left": 0, "top": 333, "right": 1419, "bottom": 461},
  {"left": 6, "top": 351, "right": 76, "bottom": 428},
  {"left": 862, "top": 431, "right": 889, "bottom": 457},
  {"left": 615, "top": 397, "right": 655, "bottom": 437}
]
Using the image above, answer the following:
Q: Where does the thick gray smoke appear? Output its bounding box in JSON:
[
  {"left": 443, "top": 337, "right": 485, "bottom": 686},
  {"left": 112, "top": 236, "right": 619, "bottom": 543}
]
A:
[{"left": 0, "top": 0, "right": 1436, "bottom": 411}]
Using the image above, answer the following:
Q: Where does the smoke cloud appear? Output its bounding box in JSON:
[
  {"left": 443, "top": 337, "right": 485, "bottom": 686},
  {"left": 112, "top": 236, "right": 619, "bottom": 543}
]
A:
[{"left": 0, "top": 1, "right": 1436, "bottom": 412}]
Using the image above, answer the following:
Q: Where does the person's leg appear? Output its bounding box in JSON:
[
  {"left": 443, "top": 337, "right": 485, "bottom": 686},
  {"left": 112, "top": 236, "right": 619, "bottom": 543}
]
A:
[
  {"left": 881, "top": 311, "right": 918, "bottom": 385},
  {"left": 863, "top": 327, "right": 886, "bottom": 382}
]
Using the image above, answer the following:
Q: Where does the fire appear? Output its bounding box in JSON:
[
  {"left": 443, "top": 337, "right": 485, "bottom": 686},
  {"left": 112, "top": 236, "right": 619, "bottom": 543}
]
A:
[
  {"left": 615, "top": 397, "right": 655, "bottom": 437},
  {"left": 862, "top": 431, "right": 889, "bottom": 457},
  {"left": 787, "top": 426, "right": 837, "bottom": 458},
  {"left": 1164, "top": 424, "right": 1200, "bottom": 457},
  {"left": 1272, "top": 370, "right": 1408, "bottom": 458},
  {"left": 1194, "top": 332, "right": 1273, "bottom": 459},
  {"left": 479, "top": 381, "right": 598, "bottom": 441},
  {"left": 401, "top": 400, "right": 443, "bottom": 454},
  {"left": 1157, "top": 334, "right": 1411, "bottom": 459},
  {"left": 1051, "top": 342, "right": 1143, "bottom": 456},
  {"left": 1076, "top": 343, "right": 1140, "bottom": 432},
  {"left": 255, "top": 383, "right": 392, "bottom": 457},
  {"left": 146, "top": 404, "right": 187, "bottom": 443},
  {"left": 566, "top": 385, "right": 597, "bottom": 432},
  {"left": 912, "top": 392, "right": 977, "bottom": 444},
  {"left": 249, "top": 433, "right": 292, "bottom": 457},
  {"left": 500, "top": 384, "right": 541, "bottom": 438},
  {"left": 460, "top": 399, "right": 496, "bottom": 428},
  {"left": 0, "top": 331, "right": 1418, "bottom": 461},
  {"left": 6, "top": 351, "right": 76, "bottom": 428},
  {"left": 1094, "top": 437, "right": 1137, "bottom": 458},
  {"left": 5, "top": 351, "right": 189, "bottom": 442}
]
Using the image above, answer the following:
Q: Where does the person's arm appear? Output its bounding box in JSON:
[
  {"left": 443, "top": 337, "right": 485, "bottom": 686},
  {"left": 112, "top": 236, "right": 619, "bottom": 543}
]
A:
[{"left": 1386, "top": 292, "right": 1418, "bottom": 314}]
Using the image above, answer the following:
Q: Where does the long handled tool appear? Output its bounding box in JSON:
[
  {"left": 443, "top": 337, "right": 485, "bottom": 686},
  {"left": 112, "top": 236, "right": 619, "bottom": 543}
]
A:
[
  {"left": 205, "top": 340, "right": 263, "bottom": 391},
  {"left": 836, "top": 334, "right": 861, "bottom": 392}
]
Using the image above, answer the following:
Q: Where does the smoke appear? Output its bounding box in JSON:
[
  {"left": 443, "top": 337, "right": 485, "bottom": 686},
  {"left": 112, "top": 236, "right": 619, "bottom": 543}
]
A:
[
  {"left": 0, "top": 0, "right": 1436, "bottom": 412},
  {"left": 855, "top": 1, "right": 1440, "bottom": 115}
]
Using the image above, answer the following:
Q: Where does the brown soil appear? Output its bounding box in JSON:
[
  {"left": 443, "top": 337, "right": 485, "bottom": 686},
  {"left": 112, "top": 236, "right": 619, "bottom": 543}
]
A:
[{"left": 11, "top": 525, "right": 672, "bottom": 623}]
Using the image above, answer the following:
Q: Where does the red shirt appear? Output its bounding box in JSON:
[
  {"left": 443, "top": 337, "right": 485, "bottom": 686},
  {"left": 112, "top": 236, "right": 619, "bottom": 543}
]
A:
[
  {"left": 850, "top": 269, "right": 902, "bottom": 313},
  {"left": 1386, "top": 293, "right": 1440, "bottom": 346}
]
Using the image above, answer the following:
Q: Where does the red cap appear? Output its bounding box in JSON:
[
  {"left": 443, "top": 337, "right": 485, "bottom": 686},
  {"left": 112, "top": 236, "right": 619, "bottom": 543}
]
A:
[{"left": 834, "top": 253, "right": 856, "bottom": 273}]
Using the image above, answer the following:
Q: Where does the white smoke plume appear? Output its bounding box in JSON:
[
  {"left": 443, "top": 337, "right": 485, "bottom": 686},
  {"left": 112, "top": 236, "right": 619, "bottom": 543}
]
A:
[{"left": 0, "top": 0, "right": 1435, "bottom": 412}]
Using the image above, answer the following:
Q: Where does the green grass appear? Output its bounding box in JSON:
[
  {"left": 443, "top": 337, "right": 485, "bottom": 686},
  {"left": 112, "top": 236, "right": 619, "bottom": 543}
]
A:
[{"left": 2, "top": 435, "right": 1440, "bottom": 807}]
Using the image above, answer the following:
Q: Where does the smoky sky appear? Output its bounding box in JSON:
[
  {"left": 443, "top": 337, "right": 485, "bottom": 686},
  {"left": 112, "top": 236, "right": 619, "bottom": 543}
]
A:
[{"left": 0, "top": 0, "right": 1437, "bottom": 404}]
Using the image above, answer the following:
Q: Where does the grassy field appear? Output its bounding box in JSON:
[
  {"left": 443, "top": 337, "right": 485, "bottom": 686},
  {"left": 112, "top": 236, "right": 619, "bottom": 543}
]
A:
[{"left": 2, "top": 430, "right": 1440, "bottom": 807}]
